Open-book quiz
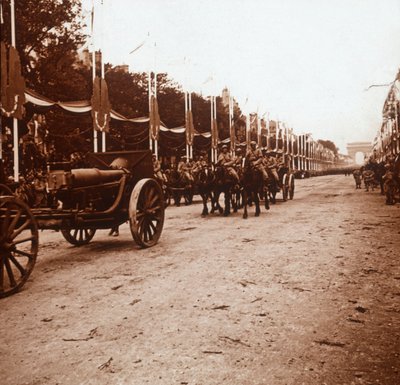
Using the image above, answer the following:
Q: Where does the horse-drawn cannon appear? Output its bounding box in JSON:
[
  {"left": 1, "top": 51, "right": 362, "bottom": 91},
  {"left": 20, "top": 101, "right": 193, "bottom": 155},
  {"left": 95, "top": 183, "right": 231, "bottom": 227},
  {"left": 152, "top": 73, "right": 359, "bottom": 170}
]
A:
[
  {"left": 0, "top": 150, "right": 165, "bottom": 298},
  {"left": 268, "top": 166, "right": 295, "bottom": 203}
]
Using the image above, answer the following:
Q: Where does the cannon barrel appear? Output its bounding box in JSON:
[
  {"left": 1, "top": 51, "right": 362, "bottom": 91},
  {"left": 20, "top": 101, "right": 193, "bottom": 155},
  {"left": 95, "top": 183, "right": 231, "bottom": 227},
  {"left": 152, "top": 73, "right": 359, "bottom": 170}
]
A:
[
  {"left": 70, "top": 169, "right": 126, "bottom": 188},
  {"left": 47, "top": 168, "right": 127, "bottom": 190}
]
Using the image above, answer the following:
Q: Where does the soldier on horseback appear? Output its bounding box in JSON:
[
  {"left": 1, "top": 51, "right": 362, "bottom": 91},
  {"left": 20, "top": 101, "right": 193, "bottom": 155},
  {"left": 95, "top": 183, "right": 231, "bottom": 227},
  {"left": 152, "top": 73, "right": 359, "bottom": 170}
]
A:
[
  {"left": 264, "top": 151, "right": 281, "bottom": 187},
  {"left": 152, "top": 154, "right": 167, "bottom": 182},
  {"left": 177, "top": 155, "right": 194, "bottom": 183},
  {"left": 217, "top": 144, "right": 239, "bottom": 183},
  {"left": 245, "top": 141, "right": 269, "bottom": 183}
]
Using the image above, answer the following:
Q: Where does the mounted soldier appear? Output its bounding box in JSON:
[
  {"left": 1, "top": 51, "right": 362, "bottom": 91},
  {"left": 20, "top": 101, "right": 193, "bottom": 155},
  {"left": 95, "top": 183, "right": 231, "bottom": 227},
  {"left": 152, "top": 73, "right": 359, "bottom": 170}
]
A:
[
  {"left": 177, "top": 155, "right": 194, "bottom": 184},
  {"left": 245, "top": 141, "right": 269, "bottom": 183},
  {"left": 152, "top": 154, "right": 167, "bottom": 182},
  {"left": 217, "top": 144, "right": 239, "bottom": 183}
]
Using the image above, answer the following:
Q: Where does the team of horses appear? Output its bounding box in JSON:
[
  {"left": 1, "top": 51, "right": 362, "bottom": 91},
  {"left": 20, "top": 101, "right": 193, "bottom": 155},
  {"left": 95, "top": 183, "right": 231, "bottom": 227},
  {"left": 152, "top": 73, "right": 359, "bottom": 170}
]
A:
[{"left": 160, "top": 161, "right": 289, "bottom": 219}]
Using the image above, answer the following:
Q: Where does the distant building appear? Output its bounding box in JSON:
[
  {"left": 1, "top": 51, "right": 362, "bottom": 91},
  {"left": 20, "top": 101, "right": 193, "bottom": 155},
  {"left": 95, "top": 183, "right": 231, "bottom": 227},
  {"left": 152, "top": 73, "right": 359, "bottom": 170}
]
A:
[{"left": 114, "top": 64, "right": 129, "bottom": 73}]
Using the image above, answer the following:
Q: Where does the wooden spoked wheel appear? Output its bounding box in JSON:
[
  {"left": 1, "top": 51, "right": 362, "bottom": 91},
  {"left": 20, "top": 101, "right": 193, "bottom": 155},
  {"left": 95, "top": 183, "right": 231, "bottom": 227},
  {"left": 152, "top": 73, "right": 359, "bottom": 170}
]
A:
[
  {"left": 61, "top": 228, "right": 96, "bottom": 246},
  {"left": 0, "top": 196, "right": 38, "bottom": 298},
  {"left": 282, "top": 174, "right": 288, "bottom": 202},
  {"left": 129, "top": 178, "right": 165, "bottom": 248},
  {"left": 289, "top": 174, "right": 295, "bottom": 200},
  {"left": 0, "top": 184, "right": 13, "bottom": 197}
]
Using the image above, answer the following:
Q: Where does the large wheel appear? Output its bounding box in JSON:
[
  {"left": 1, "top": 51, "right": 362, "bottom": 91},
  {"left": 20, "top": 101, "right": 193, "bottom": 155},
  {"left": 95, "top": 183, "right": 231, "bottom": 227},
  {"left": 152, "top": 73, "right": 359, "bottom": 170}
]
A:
[
  {"left": 61, "top": 228, "right": 96, "bottom": 246},
  {"left": 282, "top": 174, "right": 288, "bottom": 201},
  {"left": 0, "top": 196, "right": 38, "bottom": 298},
  {"left": 0, "top": 184, "right": 13, "bottom": 197},
  {"left": 129, "top": 178, "right": 165, "bottom": 248},
  {"left": 289, "top": 174, "right": 295, "bottom": 200}
]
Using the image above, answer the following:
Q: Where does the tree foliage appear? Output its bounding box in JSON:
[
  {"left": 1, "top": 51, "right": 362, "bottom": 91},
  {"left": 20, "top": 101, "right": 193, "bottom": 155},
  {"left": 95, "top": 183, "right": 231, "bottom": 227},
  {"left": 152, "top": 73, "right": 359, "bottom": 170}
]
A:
[{"left": 318, "top": 139, "right": 338, "bottom": 155}]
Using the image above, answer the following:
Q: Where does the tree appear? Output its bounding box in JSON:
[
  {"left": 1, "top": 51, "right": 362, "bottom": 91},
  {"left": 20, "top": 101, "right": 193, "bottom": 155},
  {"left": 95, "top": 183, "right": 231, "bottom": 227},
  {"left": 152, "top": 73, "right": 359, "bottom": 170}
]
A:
[
  {"left": 1, "top": 0, "right": 86, "bottom": 93},
  {"left": 318, "top": 139, "right": 339, "bottom": 155}
]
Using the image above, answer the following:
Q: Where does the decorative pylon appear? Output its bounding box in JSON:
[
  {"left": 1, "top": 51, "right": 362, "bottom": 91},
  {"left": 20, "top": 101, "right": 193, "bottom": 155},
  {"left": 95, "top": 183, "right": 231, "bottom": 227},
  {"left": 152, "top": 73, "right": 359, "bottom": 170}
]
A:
[
  {"left": 185, "top": 91, "right": 194, "bottom": 160},
  {"left": 91, "top": 75, "right": 111, "bottom": 133}
]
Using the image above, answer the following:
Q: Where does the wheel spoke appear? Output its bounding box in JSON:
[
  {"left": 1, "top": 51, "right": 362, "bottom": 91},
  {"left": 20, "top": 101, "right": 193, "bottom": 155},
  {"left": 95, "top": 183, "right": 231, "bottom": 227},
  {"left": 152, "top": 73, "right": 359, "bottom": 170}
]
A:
[
  {"left": 2, "top": 206, "right": 11, "bottom": 234},
  {"left": 148, "top": 188, "right": 159, "bottom": 207},
  {"left": 13, "top": 249, "right": 35, "bottom": 260},
  {"left": 148, "top": 220, "right": 157, "bottom": 235},
  {"left": 7, "top": 209, "right": 22, "bottom": 236},
  {"left": 4, "top": 256, "right": 17, "bottom": 287},
  {"left": 148, "top": 212, "right": 162, "bottom": 222},
  {"left": 9, "top": 254, "right": 26, "bottom": 276},
  {"left": 13, "top": 235, "right": 35, "bottom": 245},
  {"left": 73, "top": 229, "right": 78, "bottom": 239},
  {"left": 11, "top": 218, "right": 32, "bottom": 240}
]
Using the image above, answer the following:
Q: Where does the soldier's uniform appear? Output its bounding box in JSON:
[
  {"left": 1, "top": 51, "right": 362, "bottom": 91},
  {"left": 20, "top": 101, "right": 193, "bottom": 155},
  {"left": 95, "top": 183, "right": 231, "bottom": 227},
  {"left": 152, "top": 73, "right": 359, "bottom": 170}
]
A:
[
  {"left": 217, "top": 147, "right": 239, "bottom": 182},
  {"left": 152, "top": 156, "right": 165, "bottom": 181},
  {"left": 266, "top": 155, "right": 280, "bottom": 184},
  {"left": 178, "top": 157, "right": 194, "bottom": 182},
  {"left": 246, "top": 142, "right": 269, "bottom": 182}
]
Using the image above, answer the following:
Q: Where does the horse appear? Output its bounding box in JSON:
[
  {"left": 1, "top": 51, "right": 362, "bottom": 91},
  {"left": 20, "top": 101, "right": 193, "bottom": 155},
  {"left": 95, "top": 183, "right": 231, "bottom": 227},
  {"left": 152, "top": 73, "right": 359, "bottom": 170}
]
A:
[
  {"left": 241, "top": 158, "right": 268, "bottom": 219},
  {"left": 212, "top": 165, "right": 236, "bottom": 216},
  {"left": 195, "top": 166, "right": 216, "bottom": 216},
  {"left": 165, "top": 168, "right": 193, "bottom": 206}
]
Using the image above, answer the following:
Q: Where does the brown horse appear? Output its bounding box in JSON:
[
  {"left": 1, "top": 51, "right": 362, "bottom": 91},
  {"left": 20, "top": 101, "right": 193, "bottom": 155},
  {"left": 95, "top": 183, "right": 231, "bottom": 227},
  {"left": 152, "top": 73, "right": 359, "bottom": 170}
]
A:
[{"left": 241, "top": 158, "right": 267, "bottom": 219}]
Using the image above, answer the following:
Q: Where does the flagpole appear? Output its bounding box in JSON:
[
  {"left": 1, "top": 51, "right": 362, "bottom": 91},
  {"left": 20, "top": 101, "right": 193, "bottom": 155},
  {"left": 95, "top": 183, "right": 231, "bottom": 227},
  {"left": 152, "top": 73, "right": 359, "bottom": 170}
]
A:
[
  {"left": 154, "top": 72, "right": 158, "bottom": 159},
  {"left": 210, "top": 96, "right": 214, "bottom": 163},
  {"left": 189, "top": 91, "right": 192, "bottom": 160},
  {"left": 213, "top": 96, "right": 217, "bottom": 162},
  {"left": 185, "top": 91, "right": 189, "bottom": 161},
  {"left": 257, "top": 115, "right": 262, "bottom": 147},
  {"left": 275, "top": 120, "right": 279, "bottom": 151},
  {"left": 10, "top": 0, "right": 19, "bottom": 180},
  {"left": 100, "top": 0, "right": 106, "bottom": 152},
  {"left": 148, "top": 71, "right": 153, "bottom": 152}
]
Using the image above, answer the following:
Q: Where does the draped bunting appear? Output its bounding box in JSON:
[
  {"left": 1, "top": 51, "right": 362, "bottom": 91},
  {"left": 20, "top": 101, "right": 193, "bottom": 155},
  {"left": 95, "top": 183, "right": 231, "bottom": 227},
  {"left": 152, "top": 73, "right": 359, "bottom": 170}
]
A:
[
  {"left": 0, "top": 42, "right": 25, "bottom": 119},
  {"left": 24, "top": 88, "right": 212, "bottom": 138},
  {"left": 91, "top": 76, "right": 111, "bottom": 132}
]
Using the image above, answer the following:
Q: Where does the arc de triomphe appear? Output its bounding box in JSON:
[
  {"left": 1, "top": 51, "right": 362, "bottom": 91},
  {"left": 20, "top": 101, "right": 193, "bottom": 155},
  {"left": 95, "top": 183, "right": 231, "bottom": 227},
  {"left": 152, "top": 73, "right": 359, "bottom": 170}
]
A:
[{"left": 346, "top": 142, "right": 372, "bottom": 163}]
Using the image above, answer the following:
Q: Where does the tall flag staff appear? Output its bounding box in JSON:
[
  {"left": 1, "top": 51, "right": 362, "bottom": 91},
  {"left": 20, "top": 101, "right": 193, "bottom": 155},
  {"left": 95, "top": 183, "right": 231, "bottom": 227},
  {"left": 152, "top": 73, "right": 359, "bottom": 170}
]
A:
[
  {"left": 275, "top": 119, "right": 279, "bottom": 151},
  {"left": 246, "top": 114, "right": 251, "bottom": 150},
  {"left": 297, "top": 134, "right": 302, "bottom": 169},
  {"left": 1, "top": 0, "right": 25, "bottom": 180},
  {"left": 257, "top": 115, "right": 262, "bottom": 147},
  {"left": 90, "top": 0, "right": 98, "bottom": 153},
  {"left": 229, "top": 94, "right": 235, "bottom": 155},
  {"left": 210, "top": 95, "right": 218, "bottom": 163},
  {"left": 148, "top": 71, "right": 160, "bottom": 158},
  {"left": 185, "top": 90, "right": 194, "bottom": 161},
  {"left": 100, "top": 0, "right": 106, "bottom": 152},
  {"left": 291, "top": 129, "right": 295, "bottom": 169},
  {"left": 11, "top": 0, "right": 18, "bottom": 178}
]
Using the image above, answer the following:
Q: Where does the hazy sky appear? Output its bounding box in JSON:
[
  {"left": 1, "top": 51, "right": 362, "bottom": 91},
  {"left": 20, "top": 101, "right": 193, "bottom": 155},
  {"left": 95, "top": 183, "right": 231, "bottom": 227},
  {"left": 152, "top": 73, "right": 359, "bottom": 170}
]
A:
[{"left": 85, "top": 0, "right": 400, "bottom": 153}]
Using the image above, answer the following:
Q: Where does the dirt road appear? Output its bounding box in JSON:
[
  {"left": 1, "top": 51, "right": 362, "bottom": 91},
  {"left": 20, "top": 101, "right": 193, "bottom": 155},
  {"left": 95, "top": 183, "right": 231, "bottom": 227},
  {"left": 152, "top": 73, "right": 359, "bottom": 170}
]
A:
[{"left": 1, "top": 175, "right": 399, "bottom": 385}]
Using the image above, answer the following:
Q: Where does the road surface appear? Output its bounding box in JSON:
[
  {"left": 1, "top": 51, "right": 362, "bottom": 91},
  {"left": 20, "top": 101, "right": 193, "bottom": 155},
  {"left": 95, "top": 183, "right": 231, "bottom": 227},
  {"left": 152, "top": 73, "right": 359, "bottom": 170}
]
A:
[{"left": 1, "top": 175, "right": 399, "bottom": 385}]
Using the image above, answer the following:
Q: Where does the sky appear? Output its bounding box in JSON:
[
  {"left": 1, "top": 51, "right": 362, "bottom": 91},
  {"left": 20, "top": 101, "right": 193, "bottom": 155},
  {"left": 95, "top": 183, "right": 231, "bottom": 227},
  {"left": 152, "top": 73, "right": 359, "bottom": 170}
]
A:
[{"left": 84, "top": 0, "right": 400, "bottom": 153}]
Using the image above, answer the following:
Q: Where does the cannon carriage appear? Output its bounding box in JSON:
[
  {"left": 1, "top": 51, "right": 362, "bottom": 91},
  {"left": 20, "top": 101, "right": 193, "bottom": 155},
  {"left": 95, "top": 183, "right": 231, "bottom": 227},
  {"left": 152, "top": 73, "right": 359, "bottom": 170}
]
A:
[
  {"left": 0, "top": 150, "right": 165, "bottom": 298},
  {"left": 268, "top": 166, "right": 295, "bottom": 203}
]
